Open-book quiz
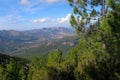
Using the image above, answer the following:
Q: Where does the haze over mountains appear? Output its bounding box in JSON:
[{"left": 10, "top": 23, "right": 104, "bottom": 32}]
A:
[{"left": 0, "top": 27, "right": 76, "bottom": 57}]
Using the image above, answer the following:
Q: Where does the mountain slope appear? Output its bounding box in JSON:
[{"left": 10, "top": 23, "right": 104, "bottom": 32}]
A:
[
  {"left": 0, "top": 27, "right": 75, "bottom": 55},
  {"left": 13, "top": 36, "right": 79, "bottom": 59}
]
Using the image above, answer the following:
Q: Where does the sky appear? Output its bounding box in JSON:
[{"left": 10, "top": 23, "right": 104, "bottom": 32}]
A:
[{"left": 0, "top": 0, "right": 73, "bottom": 30}]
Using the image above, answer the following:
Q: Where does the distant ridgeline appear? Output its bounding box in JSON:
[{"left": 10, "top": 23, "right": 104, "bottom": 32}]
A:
[{"left": 0, "top": 27, "right": 74, "bottom": 54}]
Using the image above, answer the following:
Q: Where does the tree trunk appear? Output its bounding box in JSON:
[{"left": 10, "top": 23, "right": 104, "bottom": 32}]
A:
[{"left": 102, "top": 0, "right": 105, "bottom": 17}]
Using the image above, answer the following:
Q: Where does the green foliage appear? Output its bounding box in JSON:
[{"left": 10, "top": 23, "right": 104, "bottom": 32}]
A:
[
  {"left": 68, "top": 0, "right": 105, "bottom": 35},
  {"left": 3, "top": 59, "right": 28, "bottom": 80},
  {"left": 19, "top": 67, "right": 26, "bottom": 80},
  {"left": 48, "top": 49, "right": 62, "bottom": 63},
  {"left": 0, "top": 65, "right": 3, "bottom": 80},
  {"left": 28, "top": 57, "right": 48, "bottom": 80},
  {"left": 100, "top": 17, "right": 111, "bottom": 35},
  {"left": 0, "top": 54, "right": 29, "bottom": 80},
  {"left": 70, "top": 14, "right": 77, "bottom": 27}
]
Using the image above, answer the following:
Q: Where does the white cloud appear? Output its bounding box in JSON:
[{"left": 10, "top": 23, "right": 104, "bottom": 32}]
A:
[
  {"left": 21, "top": 0, "right": 29, "bottom": 5},
  {"left": 57, "top": 14, "right": 71, "bottom": 23},
  {"left": 33, "top": 18, "right": 49, "bottom": 23},
  {"left": 33, "top": 14, "right": 71, "bottom": 24}
]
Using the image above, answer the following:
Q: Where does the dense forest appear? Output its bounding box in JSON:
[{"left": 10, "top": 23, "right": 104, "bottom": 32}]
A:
[{"left": 0, "top": 0, "right": 120, "bottom": 80}]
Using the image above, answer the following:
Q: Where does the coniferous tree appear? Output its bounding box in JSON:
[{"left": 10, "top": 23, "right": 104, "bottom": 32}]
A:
[
  {"left": 67, "top": 0, "right": 120, "bottom": 80},
  {"left": 68, "top": 0, "right": 107, "bottom": 35}
]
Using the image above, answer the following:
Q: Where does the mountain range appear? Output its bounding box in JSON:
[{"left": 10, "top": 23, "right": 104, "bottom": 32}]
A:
[{"left": 0, "top": 27, "right": 76, "bottom": 58}]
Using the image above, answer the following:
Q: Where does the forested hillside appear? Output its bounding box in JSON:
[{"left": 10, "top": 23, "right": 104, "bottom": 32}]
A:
[
  {"left": 0, "top": 53, "right": 29, "bottom": 80},
  {"left": 0, "top": 0, "right": 120, "bottom": 80}
]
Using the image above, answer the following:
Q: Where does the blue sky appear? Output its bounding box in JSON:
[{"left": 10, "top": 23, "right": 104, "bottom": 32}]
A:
[{"left": 0, "top": 0, "right": 73, "bottom": 30}]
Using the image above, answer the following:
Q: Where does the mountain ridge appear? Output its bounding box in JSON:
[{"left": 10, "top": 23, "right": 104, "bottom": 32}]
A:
[{"left": 0, "top": 27, "right": 75, "bottom": 55}]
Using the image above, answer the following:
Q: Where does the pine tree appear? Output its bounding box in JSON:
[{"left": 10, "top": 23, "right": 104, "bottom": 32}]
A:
[
  {"left": 67, "top": 0, "right": 120, "bottom": 80},
  {"left": 46, "top": 49, "right": 63, "bottom": 80},
  {"left": 68, "top": 0, "right": 106, "bottom": 35}
]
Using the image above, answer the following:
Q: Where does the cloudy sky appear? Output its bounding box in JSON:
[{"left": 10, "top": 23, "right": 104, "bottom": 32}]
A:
[{"left": 0, "top": 0, "right": 72, "bottom": 30}]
